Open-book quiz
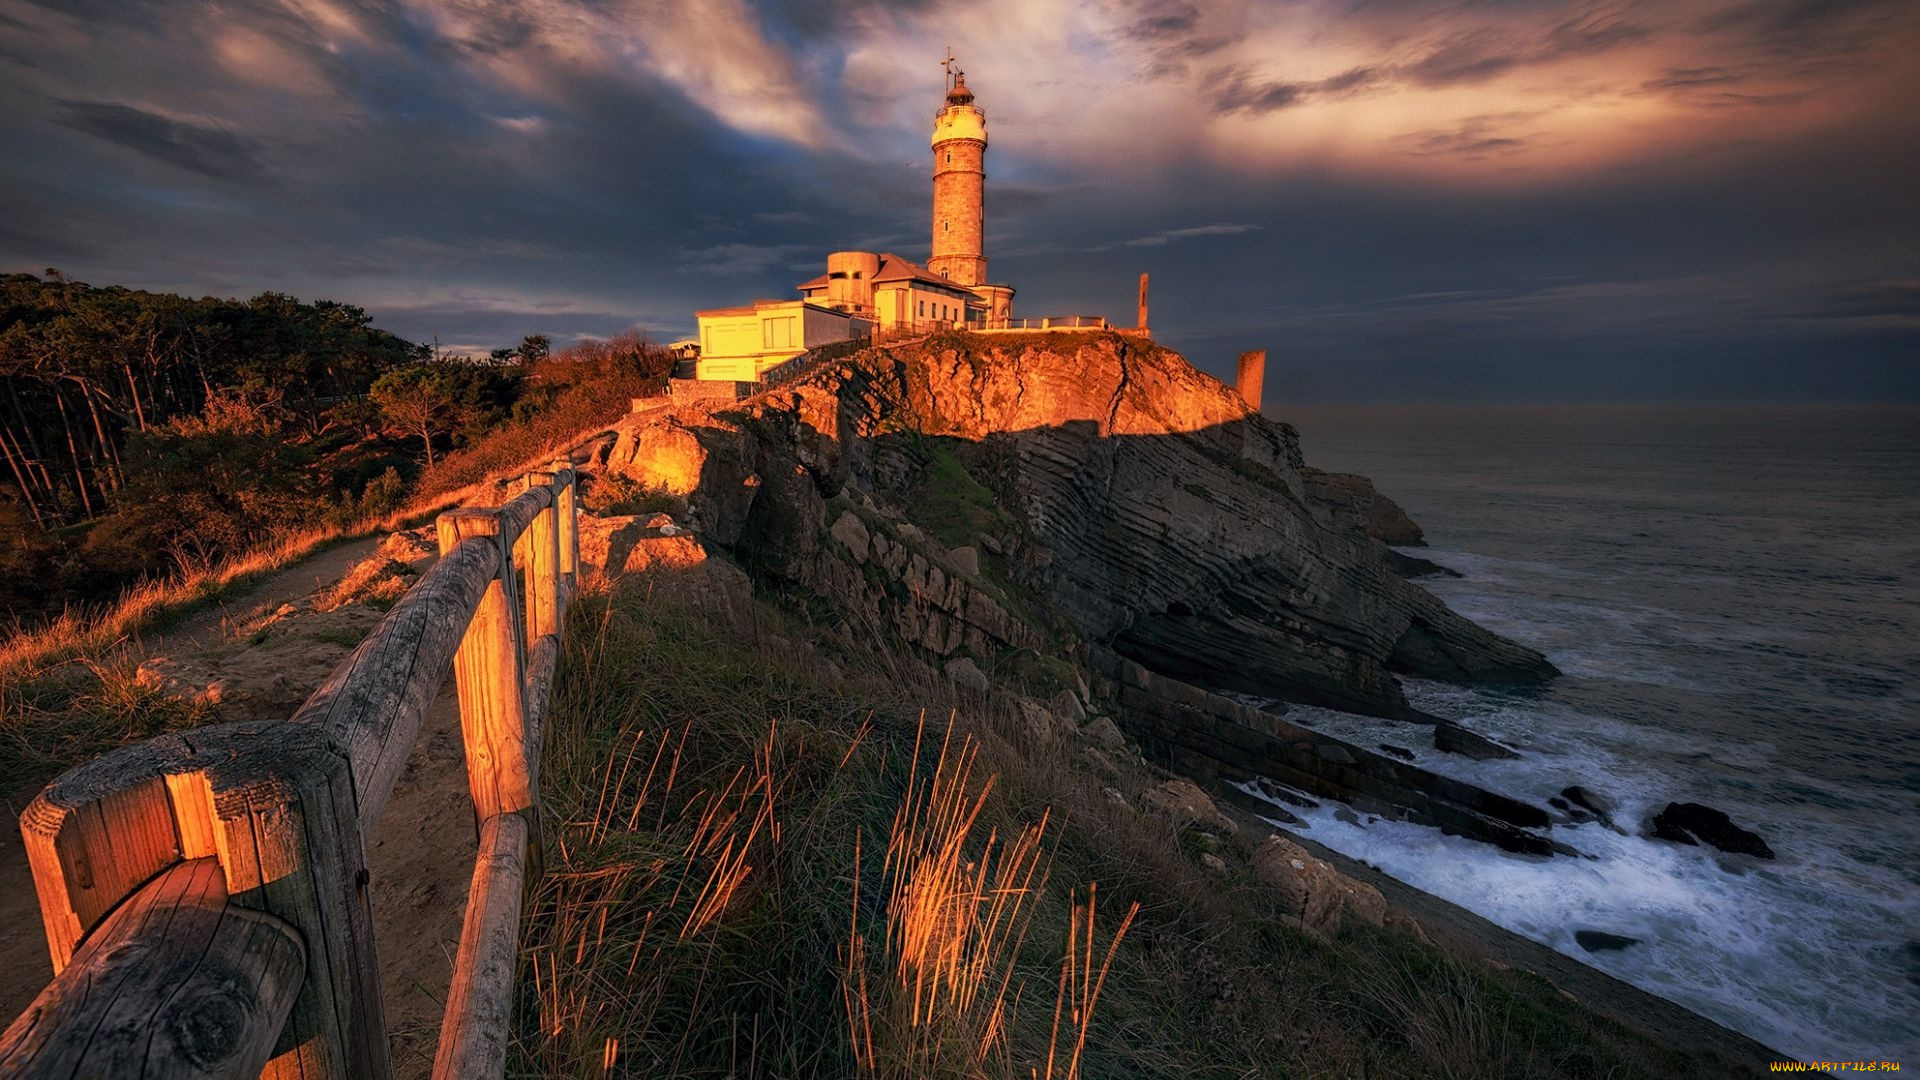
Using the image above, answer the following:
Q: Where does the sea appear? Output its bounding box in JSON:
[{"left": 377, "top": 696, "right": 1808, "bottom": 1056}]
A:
[{"left": 1261, "top": 405, "right": 1919, "bottom": 1066}]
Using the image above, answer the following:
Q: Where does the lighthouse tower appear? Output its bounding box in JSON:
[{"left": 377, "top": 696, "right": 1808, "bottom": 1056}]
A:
[
  {"left": 929, "top": 68, "right": 987, "bottom": 287},
  {"left": 929, "top": 60, "right": 1013, "bottom": 320}
]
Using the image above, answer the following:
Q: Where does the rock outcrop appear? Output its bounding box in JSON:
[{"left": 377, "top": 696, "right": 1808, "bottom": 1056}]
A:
[
  {"left": 1648, "top": 802, "right": 1775, "bottom": 859},
  {"left": 1304, "top": 468, "right": 1426, "bottom": 546},
  {"left": 1252, "top": 834, "right": 1388, "bottom": 936},
  {"left": 1096, "top": 648, "right": 1557, "bottom": 854},
  {"left": 605, "top": 332, "right": 1553, "bottom": 723}
]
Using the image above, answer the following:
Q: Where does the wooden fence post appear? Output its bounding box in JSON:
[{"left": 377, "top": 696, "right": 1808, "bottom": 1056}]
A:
[
  {"left": 520, "top": 469, "right": 561, "bottom": 643},
  {"left": 430, "top": 813, "right": 530, "bottom": 1080},
  {"left": 0, "top": 858, "right": 307, "bottom": 1077},
  {"left": 17, "top": 721, "right": 392, "bottom": 1079},
  {"left": 551, "top": 457, "right": 578, "bottom": 603},
  {"left": 437, "top": 508, "right": 539, "bottom": 828}
]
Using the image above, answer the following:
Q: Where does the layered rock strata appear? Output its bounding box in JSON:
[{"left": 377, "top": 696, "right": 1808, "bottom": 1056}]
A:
[
  {"left": 605, "top": 331, "right": 1554, "bottom": 722},
  {"left": 1092, "top": 648, "right": 1556, "bottom": 855}
]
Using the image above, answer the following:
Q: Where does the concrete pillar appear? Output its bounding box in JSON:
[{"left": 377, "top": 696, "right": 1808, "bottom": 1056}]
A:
[
  {"left": 1137, "top": 272, "right": 1149, "bottom": 332},
  {"left": 1235, "top": 350, "right": 1265, "bottom": 412}
]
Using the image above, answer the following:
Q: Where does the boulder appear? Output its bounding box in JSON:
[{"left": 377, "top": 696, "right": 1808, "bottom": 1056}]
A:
[
  {"left": 949, "top": 545, "right": 980, "bottom": 576},
  {"left": 1081, "top": 715, "right": 1128, "bottom": 753},
  {"left": 1562, "top": 785, "right": 1616, "bottom": 823},
  {"left": 829, "top": 510, "right": 871, "bottom": 562},
  {"left": 1377, "top": 743, "right": 1416, "bottom": 761},
  {"left": 1052, "top": 689, "right": 1087, "bottom": 723},
  {"left": 1647, "top": 802, "right": 1774, "bottom": 858},
  {"left": 1251, "top": 835, "right": 1388, "bottom": 936},
  {"left": 1139, "top": 778, "right": 1238, "bottom": 834},
  {"left": 1433, "top": 722, "right": 1521, "bottom": 760},
  {"left": 1574, "top": 930, "right": 1641, "bottom": 953},
  {"left": 1014, "top": 698, "right": 1059, "bottom": 744},
  {"left": 945, "top": 657, "right": 990, "bottom": 692}
]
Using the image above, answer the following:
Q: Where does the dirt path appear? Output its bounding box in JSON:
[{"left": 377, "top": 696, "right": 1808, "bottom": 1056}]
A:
[{"left": 0, "top": 536, "right": 477, "bottom": 1078}]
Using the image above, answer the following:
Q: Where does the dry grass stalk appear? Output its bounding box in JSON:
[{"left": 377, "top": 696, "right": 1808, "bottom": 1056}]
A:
[
  {"left": 1043, "top": 884, "right": 1139, "bottom": 1080},
  {"left": 522, "top": 715, "right": 787, "bottom": 1071},
  {"left": 844, "top": 709, "right": 1061, "bottom": 1076}
]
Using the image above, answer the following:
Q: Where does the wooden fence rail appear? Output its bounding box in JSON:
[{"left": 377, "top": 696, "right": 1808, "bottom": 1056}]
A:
[{"left": 0, "top": 457, "right": 583, "bottom": 1080}]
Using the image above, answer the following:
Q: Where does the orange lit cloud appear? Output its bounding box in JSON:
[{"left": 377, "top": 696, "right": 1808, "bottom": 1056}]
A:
[{"left": 835, "top": 0, "right": 1920, "bottom": 186}]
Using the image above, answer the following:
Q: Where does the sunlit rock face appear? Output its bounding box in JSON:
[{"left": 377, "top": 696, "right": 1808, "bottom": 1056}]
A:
[{"left": 606, "top": 331, "right": 1554, "bottom": 719}]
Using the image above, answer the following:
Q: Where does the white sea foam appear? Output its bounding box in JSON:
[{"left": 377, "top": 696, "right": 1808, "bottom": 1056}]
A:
[{"left": 1235, "top": 701, "right": 1920, "bottom": 1064}]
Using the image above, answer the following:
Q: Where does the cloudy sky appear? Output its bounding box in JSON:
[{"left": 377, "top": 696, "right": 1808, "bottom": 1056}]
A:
[{"left": 1, "top": 0, "right": 1915, "bottom": 401}]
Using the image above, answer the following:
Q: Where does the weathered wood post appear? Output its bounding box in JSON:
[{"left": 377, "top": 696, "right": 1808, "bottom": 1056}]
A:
[
  {"left": 0, "top": 858, "right": 307, "bottom": 1077},
  {"left": 430, "top": 813, "right": 530, "bottom": 1080},
  {"left": 17, "top": 721, "right": 392, "bottom": 1079},
  {"left": 521, "top": 468, "right": 561, "bottom": 643},
  {"left": 551, "top": 456, "right": 578, "bottom": 607},
  {"left": 437, "top": 508, "right": 538, "bottom": 827}
]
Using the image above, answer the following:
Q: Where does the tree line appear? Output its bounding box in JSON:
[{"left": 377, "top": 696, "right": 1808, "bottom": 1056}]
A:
[
  {"left": 0, "top": 271, "right": 423, "bottom": 527},
  {"left": 0, "top": 271, "right": 670, "bottom": 629}
]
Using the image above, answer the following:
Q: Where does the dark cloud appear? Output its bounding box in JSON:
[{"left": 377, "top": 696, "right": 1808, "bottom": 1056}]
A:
[
  {"left": 0, "top": 0, "right": 1914, "bottom": 402},
  {"left": 1123, "top": 0, "right": 1244, "bottom": 77},
  {"left": 1208, "top": 65, "right": 1379, "bottom": 114},
  {"left": 1775, "top": 278, "right": 1920, "bottom": 323},
  {"left": 51, "top": 100, "right": 275, "bottom": 184},
  {"left": 1391, "top": 113, "right": 1535, "bottom": 159},
  {"left": 1401, "top": 11, "right": 1648, "bottom": 88}
]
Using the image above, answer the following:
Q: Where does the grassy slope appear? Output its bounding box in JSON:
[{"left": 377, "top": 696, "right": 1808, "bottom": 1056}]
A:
[{"left": 515, "top": 568, "right": 1757, "bottom": 1079}]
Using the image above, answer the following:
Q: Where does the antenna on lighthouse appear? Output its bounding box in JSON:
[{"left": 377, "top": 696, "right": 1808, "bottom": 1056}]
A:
[{"left": 940, "top": 46, "right": 957, "bottom": 90}]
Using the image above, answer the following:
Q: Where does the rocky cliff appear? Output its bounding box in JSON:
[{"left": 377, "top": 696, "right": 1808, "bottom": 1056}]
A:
[{"left": 605, "top": 331, "right": 1553, "bottom": 721}]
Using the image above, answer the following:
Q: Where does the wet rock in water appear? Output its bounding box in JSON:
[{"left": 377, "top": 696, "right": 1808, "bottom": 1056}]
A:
[
  {"left": 1433, "top": 722, "right": 1521, "bottom": 760},
  {"left": 1377, "top": 743, "right": 1416, "bottom": 761},
  {"left": 1562, "top": 785, "right": 1617, "bottom": 823},
  {"left": 1574, "top": 930, "right": 1641, "bottom": 953},
  {"left": 1316, "top": 743, "right": 1356, "bottom": 765},
  {"left": 1382, "top": 548, "right": 1463, "bottom": 580},
  {"left": 1647, "top": 802, "right": 1775, "bottom": 859}
]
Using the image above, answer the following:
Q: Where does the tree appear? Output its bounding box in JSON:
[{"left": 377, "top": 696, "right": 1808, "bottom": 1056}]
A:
[
  {"left": 370, "top": 363, "right": 462, "bottom": 467},
  {"left": 516, "top": 333, "right": 550, "bottom": 368}
]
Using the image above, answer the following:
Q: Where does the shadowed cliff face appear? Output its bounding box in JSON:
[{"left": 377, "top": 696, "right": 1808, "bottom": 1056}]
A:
[{"left": 607, "top": 331, "right": 1554, "bottom": 720}]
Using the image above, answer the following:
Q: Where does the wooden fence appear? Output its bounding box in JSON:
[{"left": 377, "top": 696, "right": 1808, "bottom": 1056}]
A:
[{"left": 0, "top": 458, "right": 583, "bottom": 1079}]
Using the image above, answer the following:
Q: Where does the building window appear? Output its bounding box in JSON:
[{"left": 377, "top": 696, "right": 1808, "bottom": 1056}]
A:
[
  {"left": 918, "top": 299, "right": 925, "bottom": 317},
  {"left": 943, "top": 220, "right": 950, "bottom": 233},
  {"left": 945, "top": 150, "right": 952, "bottom": 164},
  {"left": 763, "top": 316, "right": 795, "bottom": 350}
]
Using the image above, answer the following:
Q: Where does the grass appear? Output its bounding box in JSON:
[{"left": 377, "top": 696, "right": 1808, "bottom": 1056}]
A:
[
  {"left": 0, "top": 656, "right": 210, "bottom": 790},
  {"left": 514, "top": 568, "right": 1761, "bottom": 1079},
  {"left": 901, "top": 436, "right": 1012, "bottom": 552},
  {"left": 578, "top": 471, "right": 685, "bottom": 520},
  {"left": 0, "top": 435, "right": 598, "bottom": 792}
]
